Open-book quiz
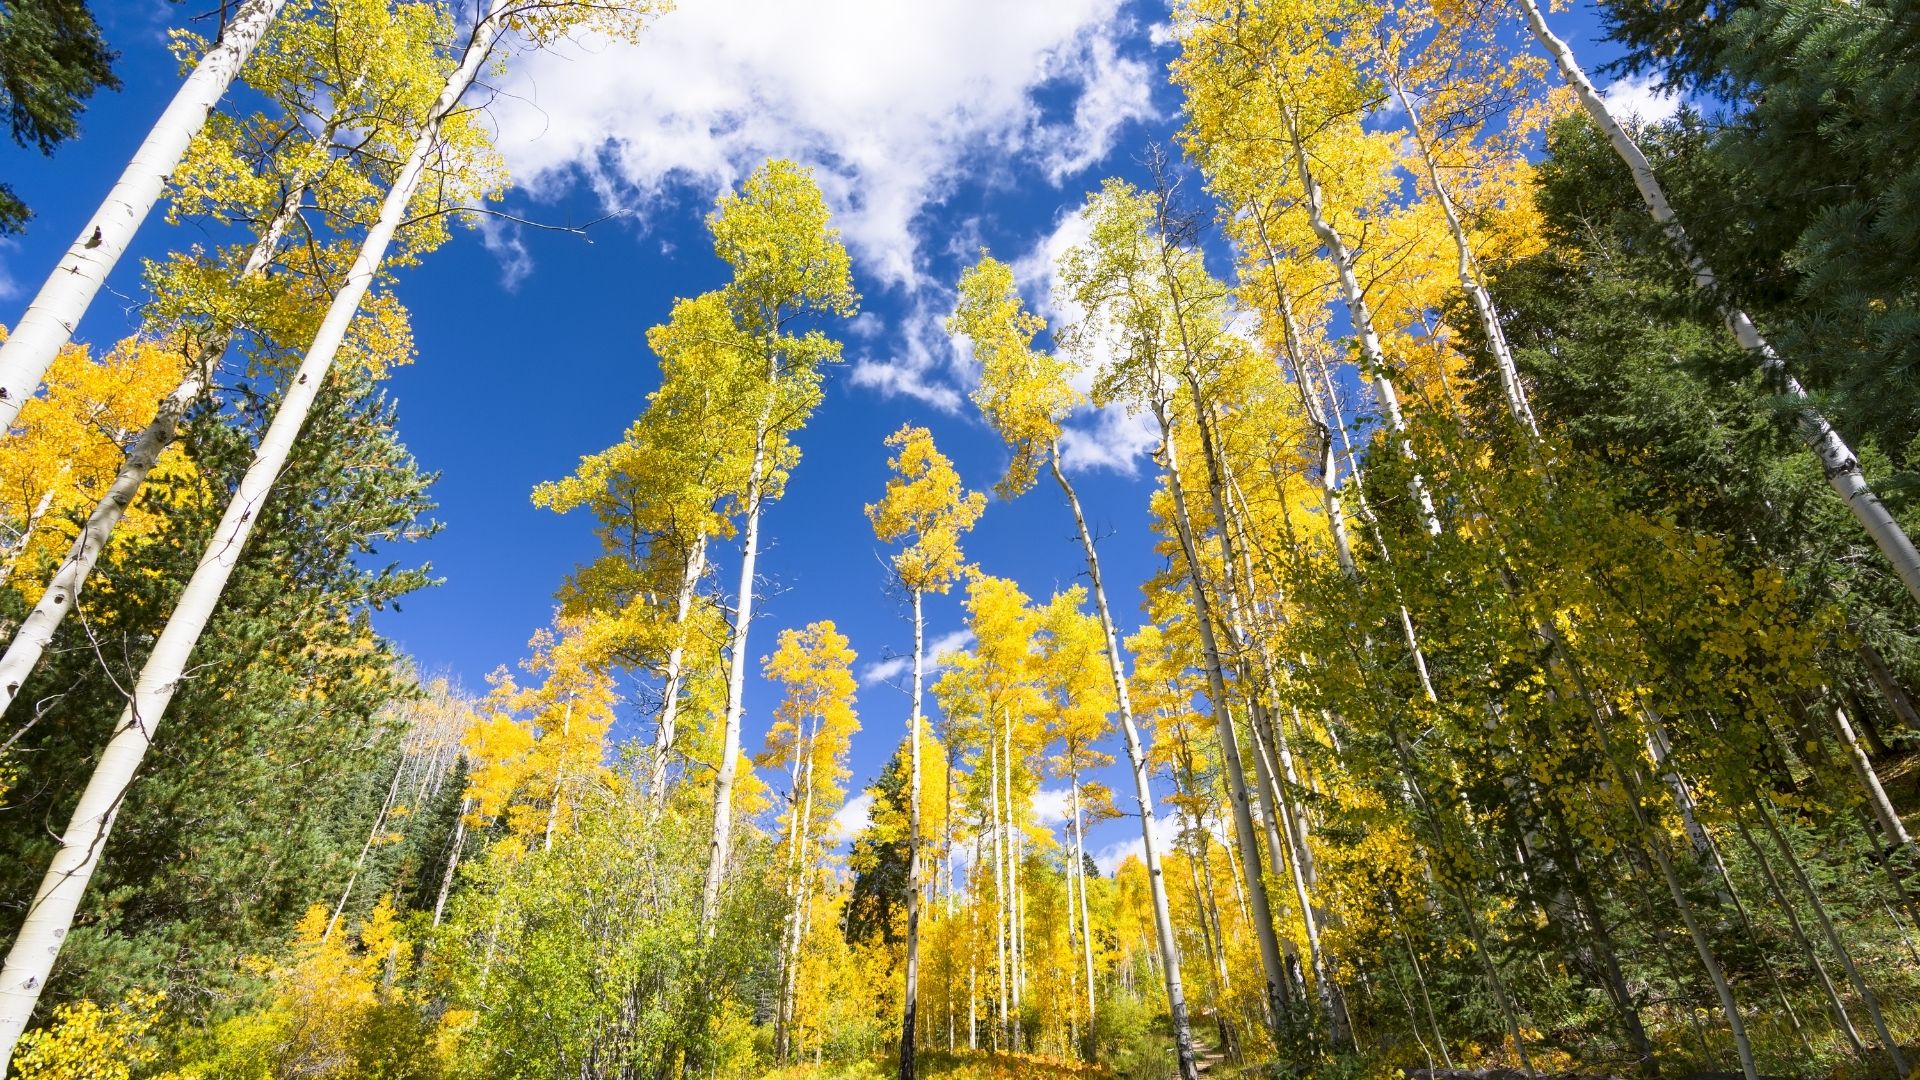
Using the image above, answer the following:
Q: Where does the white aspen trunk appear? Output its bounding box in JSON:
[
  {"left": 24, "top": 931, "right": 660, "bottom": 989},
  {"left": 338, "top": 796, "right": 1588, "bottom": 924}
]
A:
[
  {"left": 327, "top": 753, "right": 408, "bottom": 940},
  {"left": 1732, "top": 814, "right": 1868, "bottom": 1061},
  {"left": 1005, "top": 717, "right": 1024, "bottom": 1048},
  {"left": 1280, "top": 106, "right": 1441, "bottom": 536},
  {"left": 899, "top": 589, "right": 924, "bottom": 1080},
  {"left": 1154, "top": 404, "right": 1290, "bottom": 1038},
  {"left": 0, "top": 0, "right": 287, "bottom": 434},
  {"left": 649, "top": 534, "right": 707, "bottom": 811},
  {"left": 0, "top": 180, "right": 306, "bottom": 720},
  {"left": 1516, "top": 0, "right": 1920, "bottom": 603},
  {"left": 701, "top": 422, "right": 770, "bottom": 930},
  {"left": 1755, "top": 803, "right": 1907, "bottom": 1075},
  {"left": 1068, "top": 776, "right": 1096, "bottom": 1048},
  {"left": 1387, "top": 78, "right": 1539, "bottom": 436},
  {"left": 432, "top": 796, "right": 470, "bottom": 928},
  {"left": 0, "top": 4, "right": 513, "bottom": 1060},
  {"left": 989, "top": 723, "right": 1009, "bottom": 1049},
  {"left": 1857, "top": 640, "right": 1920, "bottom": 732},
  {"left": 0, "top": 482, "right": 60, "bottom": 588},
  {"left": 1832, "top": 701, "right": 1918, "bottom": 859},
  {"left": 969, "top": 828, "right": 980, "bottom": 1052},
  {"left": 1056, "top": 446, "right": 1200, "bottom": 1076}
]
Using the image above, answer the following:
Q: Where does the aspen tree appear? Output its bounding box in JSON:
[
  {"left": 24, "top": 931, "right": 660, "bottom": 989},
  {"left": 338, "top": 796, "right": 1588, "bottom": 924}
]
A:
[
  {"left": 759, "top": 622, "right": 860, "bottom": 1062},
  {"left": 0, "top": 0, "right": 285, "bottom": 431},
  {"left": 867, "top": 423, "right": 984, "bottom": 1080},
  {"left": 0, "top": 0, "right": 490, "bottom": 721},
  {"left": 699, "top": 160, "right": 857, "bottom": 930},
  {"left": 1510, "top": 0, "right": 1920, "bottom": 604},
  {"left": 957, "top": 251, "right": 1203, "bottom": 1078},
  {"left": 1059, "top": 179, "right": 1295, "bottom": 1044},
  {"left": 0, "top": 1, "right": 668, "bottom": 1060}
]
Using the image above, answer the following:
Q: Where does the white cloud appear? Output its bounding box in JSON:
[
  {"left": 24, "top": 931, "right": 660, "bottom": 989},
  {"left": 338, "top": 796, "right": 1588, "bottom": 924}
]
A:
[
  {"left": 828, "top": 792, "right": 874, "bottom": 843},
  {"left": 858, "top": 628, "right": 976, "bottom": 686},
  {"left": 1011, "top": 206, "right": 1160, "bottom": 476},
  {"left": 488, "top": 0, "right": 1156, "bottom": 291},
  {"left": 1092, "top": 815, "right": 1168, "bottom": 876},
  {"left": 1031, "top": 786, "right": 1073, "bottom": 825},
  {"left": 849, "top": 300, "right": 972, "bottom": 413},
  {"left": 1601, "top": 72, "right": 1682, "bottom": 125}
]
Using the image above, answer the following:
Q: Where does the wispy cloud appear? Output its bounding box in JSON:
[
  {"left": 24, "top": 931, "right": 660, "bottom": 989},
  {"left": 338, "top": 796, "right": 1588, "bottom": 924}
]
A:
[{"left": 859, "top": 628, "right": 975, "bottom": 686}]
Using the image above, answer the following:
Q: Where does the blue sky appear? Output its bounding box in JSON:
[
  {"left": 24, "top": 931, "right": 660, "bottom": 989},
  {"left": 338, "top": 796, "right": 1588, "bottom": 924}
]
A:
[{"left": 0, "top": 0, "right": 1667, "bottom": 871}]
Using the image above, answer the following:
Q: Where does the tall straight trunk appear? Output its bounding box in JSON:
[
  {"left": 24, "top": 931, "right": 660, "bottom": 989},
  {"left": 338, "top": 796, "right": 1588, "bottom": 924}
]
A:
[
  {"left": 1005, "top": 715, "right": 1025, "bottom": 1048},
  {"left": 1153, "top": 403, "right": 1290, "bottom": 1039},
  {"left": 898, "top": 589, "right": 925, "bottom": 1080},
  {"left": 1516, "top": 0, "right": 1920, "bottom": 603},
  {"left": 1763, "top": 800, "right": 1911, "bottom": 1075},
  {"left": 0, "top": 179, "right": 307, "bottom": 721},
  {"left": 1278, "top": 104, "right": 1440, "bottom": 536},
  {"left": 1050, "top": 450, "right": 1200, "bottom": 1077},
  {"left": 0, "top": 5, "right": 513, "bottom": 1061},
  {"left": 989, "top": 725, "right": 1009, "bottom": 1049},
  {"left": 702, "top": 416, "right": 771, "bottom": 930},
  {"left": 1068, "top": 775, "right": 1097, "bottom": 1056},
  {"left": 327, "top": 753, "right": 408, "bottom": 940},
  {"left": 432, "top": 796, "right": 471, "bottom": 928},
  {"left": 1832, "top": 700, "right": 1917, "bottom": 859},
  {"left": 541, "top": 697, "right": 574, "bottom": 854},
  {"left": 1387, "top": 77, "right": 1538, "bottom": 437},
  {"left": 1730, "top": 814, "right": 1868, "bottom": 1062},
  {"left": 0, "top": 0, "right": 287, "bottom": 433},
  {"left": 649, "top": 534, "right": 708, "bottom": 811},
  {"left": 1857, "top": 639, "right": 1920, "bottom": 732}
]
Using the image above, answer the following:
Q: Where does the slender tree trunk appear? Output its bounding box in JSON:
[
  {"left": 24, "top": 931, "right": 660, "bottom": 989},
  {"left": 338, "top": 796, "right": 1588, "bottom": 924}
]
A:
[
  {"left": 1154, "top": 403, "right": 1290, "bottom": 1040},
  {"left": 0, "top": 6, "right": 513, "bottom": 1062},
  {"left": 0, "top": 482, "right": 59, "bottom": 588},
  {"left": 1857, "top": 639, "right": 1920, "bottom": 732},
  {"left": 432, "top": 796, "right": 470, "bottom": 928},
  {"left": 1756, "top": 802, "right": 1908, "bottom": 1076},
  {"left": 327, "top": 753, "right": 408, "bottom": 941},
  {"left": 1731, "top": 814, "right": 1867, "bottom": 1061},
  {"left": 990, "top": 724, "right": 1009, "bottom": 1049},
  {"left": 1832, "top": 700, "right": 1917, "bottom": 859},
  {"left": 899, "top": 589, "right": 925, "bottom": 1080},
  {"left": 1050, "top": 449, "right": 1200, "bottom": 1078},
  {"left": 1516, "top": 0, "right": 1920, "bottom": 602},
  {"left": 702, "top": 415, "right": 771, "bottom": 930},
  {"left": 1387, "top": 77, "right": 1538, "bottom": 437},
  {"left": 1278, "top": 104, "right": 1440, "bottom": 536},
  {"left": 0, "top": 180, "right": 307, "bottom": 721},
  {"left": 0, "top": 0, "right": 287, "bottom": 432},
  {"left": 1069, "top": 775, "right": 1097, "bottom": 1058},
  {"left": 650, "top": 534, "right": 707, "bottom": 812}
]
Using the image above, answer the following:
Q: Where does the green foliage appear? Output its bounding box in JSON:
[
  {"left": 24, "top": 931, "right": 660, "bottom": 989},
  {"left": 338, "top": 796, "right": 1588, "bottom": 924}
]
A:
[{"left": 0, "top": 0, "right": 117, "bottom": 233}]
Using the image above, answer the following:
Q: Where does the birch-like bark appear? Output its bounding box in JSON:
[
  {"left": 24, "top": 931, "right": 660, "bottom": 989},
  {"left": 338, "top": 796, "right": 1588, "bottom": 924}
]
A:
[
  {"left": 0, "top": 483, "right": 59, "bottom": 588},
  {"left": 989, "top": 725, "right": 1009, "bottom": 1049},
  {"left": 1387, "top": 78, "right": 1538, "bottom": 437},
  {"left": 1068, "top": 776, "right": 1096, "bottom": 1053},
  {"left": 0, "top": 180, "right": 306, "bottom": 721},
  {"left": 701, "top": 415, "right": 771, "bottom": 930},
  {"left": 327, "top": 754, "right": 408, "bottom": 941},
  {"left": 1516, "top": 0, "right": 1920, "bottom": 603},
  {"left": 1754, "top": 801, "right": 1907, "bottom": 1076},
  {"left": 0, "top": 4, "right": 511, "bottom": 1062},
  {"left": 0, "top": 0, "right": 286, "bottom": 434},
  {"left": 649, "top": 534, "right": 707, "bottom": 811},
  {"left": 1832, "top": 700, "right": 1918, "bottom": 860},
  {"left": 1154, "top": 403, "right": 1290, "bottom": 1038},
  {"left": 432, "top": 796, "right": 471, "bottom": 928},
  {"left": 1279, "top": 104, "right": 1440, "bottom": 535},
  {"left": 1049, "top": 449, "right": 1200, "bottom": 1079},
  {"left": 898, "top": 588, "right": 925, "bottom": 1080}
]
